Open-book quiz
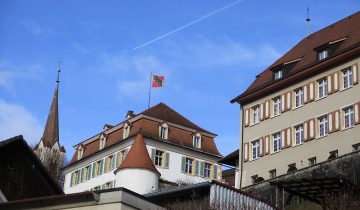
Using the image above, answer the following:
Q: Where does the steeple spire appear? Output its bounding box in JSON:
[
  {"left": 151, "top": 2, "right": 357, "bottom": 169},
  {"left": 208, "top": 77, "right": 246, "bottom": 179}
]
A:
[{"left": 40, "top": 67, "right": 60, "bottom": 147}]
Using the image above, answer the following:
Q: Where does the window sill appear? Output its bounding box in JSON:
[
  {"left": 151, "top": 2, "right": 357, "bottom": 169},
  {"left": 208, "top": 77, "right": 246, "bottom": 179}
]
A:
[
  {"left": 340, "top": 86, "right": 353, "bottom": 92},
  {"left": 270, "top": 114, "right": 281, "bottom": 119},
  {"left": 292, "top": 105, "right": 304, "bottom": 111},
  {"left": 270, "top": 150, "right": 281, "bottom": 155},
  {"left": 292, "top": 142, "right": 304, "bottom": 148},
  {"left": 315, "top": 96, "right": 327, "bottom": 102},
  {"left": 317, "top": 134, "right": 328, "bottom": 140},
  {"left": 342, "top": 125, "right": 354, "bottom": 131}
]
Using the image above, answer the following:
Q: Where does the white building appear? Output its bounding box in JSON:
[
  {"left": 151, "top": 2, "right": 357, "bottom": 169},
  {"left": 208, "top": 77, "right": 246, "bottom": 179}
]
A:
[{"left": 63, "top": 103, "right": 223, "bottom": 194}]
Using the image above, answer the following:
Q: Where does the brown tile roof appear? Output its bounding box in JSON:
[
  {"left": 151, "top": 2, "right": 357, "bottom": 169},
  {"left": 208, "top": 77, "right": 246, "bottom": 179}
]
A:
[
  {"left": 231, "top": 11, "right": 360, "bottom": 104},
  {"left": 218, "top": 149, "right": 238, "bottom": 166},
  {"left": 115, "top": 134, "right": 160, "bottom": 175},
  {"left": 67, "top": 103, "right": 221, "bottom": 166}
]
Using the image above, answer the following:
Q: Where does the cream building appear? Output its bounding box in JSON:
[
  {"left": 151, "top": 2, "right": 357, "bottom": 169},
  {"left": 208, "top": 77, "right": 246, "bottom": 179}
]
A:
[{"left": 231, "top": 12, "right": 360, "bottom": 187}]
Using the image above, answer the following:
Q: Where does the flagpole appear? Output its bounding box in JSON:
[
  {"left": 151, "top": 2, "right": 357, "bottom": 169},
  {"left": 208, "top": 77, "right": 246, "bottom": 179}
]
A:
[{"left": 148, "top": 72, "right": 152, "bottom": 108}]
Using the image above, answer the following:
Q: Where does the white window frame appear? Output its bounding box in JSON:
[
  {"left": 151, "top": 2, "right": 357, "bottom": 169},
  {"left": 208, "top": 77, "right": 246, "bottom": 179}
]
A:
[
  {"left": 159, "top": 124, "right": 168, "bottom": 139},
  {"left": 294, "top": 88, "right": 304, "bottom": 108},
  {"left": 204, "top": 162, "right": 211, "bottom": 178},
  {"left": 295, "top": 125, "right": 304, "bottom": 145},
  {"left": 273, "top": 133, "right": 281, "bottom": 153},
  {"left": 252, "top": 140, "right": 260, "bottom": 160},
  {"left": 155, "top": 150, "right": 164, "bottom": 167},
  {"left": 123, "top": 123, "right": 130, "bottom": 139},
  {"left": 344, "top": 106, "right": 354, "bottom": 128},
  {"left": 193, "top": 133, "right": 201, "bottom": 149},
  {"left": 318, "top": 49, "right": 328, "bottom": 60},
  {"left": 318, "top": 79, "right": 328, "bottom": 99},
  {"left": 273, "top": 97, "right": 281, "bottom": 116},
  {"left": 343, "top": 68, "right": 353, "bottom": 89},
  {"left": 185, "top": 158, "right": 193, "bottom": 174},
  {"left": 252, "top": 106, "right": 260, "bottom": 124},
  {"left": 274, "top": 70, "right": 283, "bottom": 80},
  {"left": 319, "top": 115, "right": 328, "bottom": 137}
]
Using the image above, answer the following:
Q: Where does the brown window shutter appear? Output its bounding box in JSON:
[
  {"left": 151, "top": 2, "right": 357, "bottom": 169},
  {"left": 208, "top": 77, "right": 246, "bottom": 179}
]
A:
[
  {"left": 286, "top": 127, "right": 292, "bottom": 148},
  {"left": 355, "top": 102, "right": 360, "bottom": 125},
  {"left": 281, "top": 129, "right": 287, "bottom": 149},
  {"left": 259, "top": 137, "right": 264, "bottom": 157},
  {"left": 260, "top": 103, "right": 265, "bottom": 121},
  {"left": 333, "top": 72, "right": 339, "bottom": 92},
  {"left": 327, "top": 74, "right": 333, "bottom": 94},
  {"left": 281, "top": 94, "right": 286, "bottom": 113},
  {"left": 304, "top": 84, "right": 309, "bottom": 104},
  {"left": 309, "top": 82, "right": 315, "bottom": 102},
  {"left": 304, "top": 120, "right": 310, "bottom": 141},
  {"left": 244, "top": 108, "right": 250, "bottom": 127},
  {"left": 244, "top": 142, "right": 249, "bottom": 162},
  {"left": 265, "top": 135, "right": 270, "bottom": 155},
  {"left": 353, "top": 63, "right": 358, "bottom": 85},
  {"left": 309, "top": 119, "right": 315, "bottom": 140},
  {"left": 286, "top": 92, "right": 292, "bottom": 111},
  {"left": 334, "top": 110, "right": 341, "bottom": 132},
  {"left": 328, "top": 112, "right": 334, "bottom": 133},
  {"left": 265, "top": 100, "right": 270, "bottom": 119}
]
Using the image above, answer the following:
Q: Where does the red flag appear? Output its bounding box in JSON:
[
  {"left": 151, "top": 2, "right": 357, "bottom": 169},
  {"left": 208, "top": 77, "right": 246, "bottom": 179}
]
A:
[{"left": 152, "top": 75, "right": 164, "bottom": 88}]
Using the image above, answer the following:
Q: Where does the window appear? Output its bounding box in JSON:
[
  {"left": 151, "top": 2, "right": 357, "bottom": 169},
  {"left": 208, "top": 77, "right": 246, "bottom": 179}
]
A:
[
  {"left": 99, "top": 135, "right": 106, "bottom": 150},
  {"left": 193, "top": 134, "right": 201, "bottom": 149},
  {"left": 77, "top": 147, "right": 84, "bottom": 160},
  {"left": 123, "top": 123, "right": 130, "bottom": 139},
  {"left": 287, "top": 163, "right": 297, "bottom": 172},
  {"left": 273, "top": 97, "right": 281, "bottom": 116},
  {"left": 185, "top": 158, "right": 193, "bottom": 174},
  {"left": 204, "top": 163, "right": 211, "bottom": 178},
  {"left": 294, "top": 88, "right": 304, "bottom": 108},
  {"left": 269, "top": 169, "right": 276, "bottom": 179},
  {"left": 251, "top": 175, "right": 258, "bottom": 184},
  {"left": 155, "top": 150, "right": 164, "bottom": 166},
  {"left": 84, "top": 165, "right": 89, "bottom": 181},
  {"left": 318, "top": 115, "right": 328, "bottom": 137},
  {"left": 295, "top": 125, "right": 304, "bottom": 145},
  {"left": 352, "top": 143, "right": 360, "bottom": 152},
  {"left": 159, "top": 124, "right": 168, "bottom": 139},
  {"left": 252, "top": 106, "right": 260, "bottom": 124},
  {"left": 274, "top": 70, "right": 283, "bottom": 80},
  {"left": 328, "top": 150, "right": 338, "bottom": 160},
  {"left": 273, "top": 133, "right": 281, "bottom": 152},
  {"left": 343, "top": 106, "right": 354, "bottom": 128},
  {"left": 343, "top": 68, "right": 353, "bottom": 89},
  {"left": 252, "top": 140, "right": 260, "bottom": 159},
  {"left": 318, "top": 79, "right": 328, "bottom": 99},
  {"left": 318, "top": 49, "right": 328, "bottom": 60},
  {"left": 308, "top": 157, "right": 317, "bottom": 166}
]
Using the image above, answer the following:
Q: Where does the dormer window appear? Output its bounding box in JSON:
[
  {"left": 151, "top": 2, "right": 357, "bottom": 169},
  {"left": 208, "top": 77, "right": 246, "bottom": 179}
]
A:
[
  {"left": 193, "top": 133, "right": 201, "bottom": 149},
  {"left": 274, "top": 69, "right": 283, "bottom": 80},
  {"left": 318, "top": 49, "right": 328, "bottom": 60},
  {"left": 77, "top": 146, "right": 84, "bottom": 160},
  {"left": 99, "top": 134, "right": 107, "bottom": 150},
  {"left": 159, "top": 123, "right": 168, "bottom": 139},
  {"left": 123, "top": 123, "right": 130, "bottom": 139}
]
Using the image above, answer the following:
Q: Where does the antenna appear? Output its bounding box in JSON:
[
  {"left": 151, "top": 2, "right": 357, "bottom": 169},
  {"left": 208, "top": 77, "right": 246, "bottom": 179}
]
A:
[
  {"left": 306, "top": 7, "right": 311, "bottom": 36},
  {"left": 56, "top": 61, "right": 62, "bottom": 84}
]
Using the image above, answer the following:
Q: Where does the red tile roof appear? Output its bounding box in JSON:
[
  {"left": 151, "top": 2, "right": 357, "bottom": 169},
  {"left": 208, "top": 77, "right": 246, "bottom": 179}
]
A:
[
  {"left": 115, "top": 134, "right": 160, "bottom": 175},
  {"left": 231, "top": 11, "right": 360, "bottom": 105}
]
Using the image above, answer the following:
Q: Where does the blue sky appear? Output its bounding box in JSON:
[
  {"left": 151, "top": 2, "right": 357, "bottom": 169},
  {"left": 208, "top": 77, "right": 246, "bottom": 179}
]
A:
[{"left": 0, "top": 0, "right": 359, "bottom": 161}]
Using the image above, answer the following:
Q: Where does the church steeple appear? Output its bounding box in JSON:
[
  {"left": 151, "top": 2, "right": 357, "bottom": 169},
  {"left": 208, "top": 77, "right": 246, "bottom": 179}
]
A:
[{"left": 40, "top": 66, "right": 60, "bottom": 148}]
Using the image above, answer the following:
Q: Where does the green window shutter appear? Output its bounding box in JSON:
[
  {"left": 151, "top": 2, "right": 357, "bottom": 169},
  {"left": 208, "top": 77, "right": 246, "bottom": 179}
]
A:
[
  {"left": 165, "top": 152, "right": 170, "bottom": 168},
  {"left": 200, "top": 162, "right": 205, "bottom": 177},
  {"left": 70, "top": 173, "right": 74, "bottom": 187},
  {"left": 124, "top": 149, "right": 129, "bottom": 159},
  {"left": 99, "top": 160, "right": 104, "bottom": 175},
  {"left": 115, "top": 152, "right": 119, "bottom": 167},
  {"left": 181, "top": 157, "right": 186, "bottom": 172},
  {"left": 92, "top": 163, "right": 96, "bottom": 178},
  {"left": 76, "top": 170, "right": 80, "bottom": 184},
  {"left": 111, "top": 155, "right": 116, "bottom": 170},
  {"left": 213, "top": 165, "right": 218, "bottom": 180},
  {"left": 88, "top": 164, "right": 92, "bottom": 179},
  {"left": 195, "top": 160, "right": 199, "bottom": 176},
  {"left": 151, "top": 148, "right": 156, "bottom": 163}
]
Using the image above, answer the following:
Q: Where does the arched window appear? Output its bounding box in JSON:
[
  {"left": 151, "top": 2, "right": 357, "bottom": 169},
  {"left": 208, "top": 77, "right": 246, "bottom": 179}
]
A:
[
  {"left": 193, "top": 133, "right": 202, "bottom": 149},
  {"left": 77, "top": 146, "right": 84, "bottom": 160},
  {"left": 99, "top": 134, "right": 107, "bottom": 150},
  {"left": 123, "top": 123, "right": 131, "bottom": 139}
]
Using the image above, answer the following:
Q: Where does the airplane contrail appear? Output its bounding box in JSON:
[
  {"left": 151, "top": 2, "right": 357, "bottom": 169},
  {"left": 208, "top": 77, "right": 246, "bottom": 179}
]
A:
[{"left": 132, "top": 0, "right": 243, "bottom": 50}]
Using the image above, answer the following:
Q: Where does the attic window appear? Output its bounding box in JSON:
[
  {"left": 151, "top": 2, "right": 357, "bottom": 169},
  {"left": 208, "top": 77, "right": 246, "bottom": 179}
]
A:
[
  {"left": 99, "top": 135, "right": 107, "bottom": 150},
  {"left": 123, "top": 123, "right": 130, "bottom": 139},
  {"left": 77, "top": 147, "right": 84, "bottom": 160},
  {"left": 159, "top": 123, "right": 168, "bottom": 139},
  {"left": 193, "top": 133, "right": 201, "bottom": 149},
  {"left": 274, "top": 69, "right": 283, "bottom": 80},
  {"left": 318, "top": 49, "right": 329, "bottom": 60}
]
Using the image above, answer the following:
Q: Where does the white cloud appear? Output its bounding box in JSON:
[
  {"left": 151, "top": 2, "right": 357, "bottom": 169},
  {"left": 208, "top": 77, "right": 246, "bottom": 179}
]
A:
[{"left": 0, "top": 99, "right": 43, "bottom": 145}]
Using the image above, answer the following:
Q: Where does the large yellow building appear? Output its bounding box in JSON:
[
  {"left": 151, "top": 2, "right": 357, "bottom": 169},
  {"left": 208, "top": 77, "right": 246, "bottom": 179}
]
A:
[{"left": 231, "top": 12, "right": 360, "bottom": 187}]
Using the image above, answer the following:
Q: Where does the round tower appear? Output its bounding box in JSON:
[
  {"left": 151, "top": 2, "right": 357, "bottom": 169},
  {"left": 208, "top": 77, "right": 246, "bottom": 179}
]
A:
[{"left": 114, "top": 134, "right": 160, "bottom": 194}]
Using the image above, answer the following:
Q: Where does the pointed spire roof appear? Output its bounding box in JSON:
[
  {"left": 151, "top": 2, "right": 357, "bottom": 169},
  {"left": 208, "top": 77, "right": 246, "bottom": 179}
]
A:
[
  {"left": 115, "top": 134, "right": 160, "bottom": 175},
  {"left": 40, "top": 68, "right": 60, "bottom": 148}
]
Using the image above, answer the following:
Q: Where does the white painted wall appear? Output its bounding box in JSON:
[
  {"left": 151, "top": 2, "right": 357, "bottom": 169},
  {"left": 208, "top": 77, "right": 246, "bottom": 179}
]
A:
[{"left": 115, "top": 169, "right": 159, "bottom": 194}]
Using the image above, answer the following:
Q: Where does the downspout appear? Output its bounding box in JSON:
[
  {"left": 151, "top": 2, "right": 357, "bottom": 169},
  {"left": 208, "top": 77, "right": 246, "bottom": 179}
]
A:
[{"left": 239, "top": 104, "right": 244, "bottom": 189}]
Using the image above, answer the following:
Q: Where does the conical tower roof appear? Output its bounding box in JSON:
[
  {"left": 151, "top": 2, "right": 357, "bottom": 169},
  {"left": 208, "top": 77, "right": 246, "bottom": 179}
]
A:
[{"left": 115, "top": 134, "right": 160, "bottom": 175}]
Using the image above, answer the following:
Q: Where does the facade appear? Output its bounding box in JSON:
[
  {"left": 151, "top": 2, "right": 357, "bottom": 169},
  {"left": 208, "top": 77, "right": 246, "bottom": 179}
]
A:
[
  {"left": 33, "top": 69, "right": 66, "bottom": 183},
  {"left": 63, "top": 103, "right": 222, "bottom": 194},
  {"left": 231, "top": 12, "right": 360, "bottom": 187},
  {"left": 0, "top": 135, "right": 63, "bottom": 202}
]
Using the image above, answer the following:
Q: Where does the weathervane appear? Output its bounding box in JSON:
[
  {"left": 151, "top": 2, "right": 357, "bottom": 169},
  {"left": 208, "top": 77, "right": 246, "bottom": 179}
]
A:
[
  {"left": 306, "top": 7, "right": 311, "bottom": 36},
  {"left": 56, "top": 61, "right": 62, "bottom": 84}
]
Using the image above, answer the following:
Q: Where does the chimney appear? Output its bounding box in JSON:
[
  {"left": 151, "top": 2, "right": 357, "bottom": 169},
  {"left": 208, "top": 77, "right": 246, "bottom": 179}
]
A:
[{"left": 126, "top": 110, "right": 135, "bottom": 119}]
